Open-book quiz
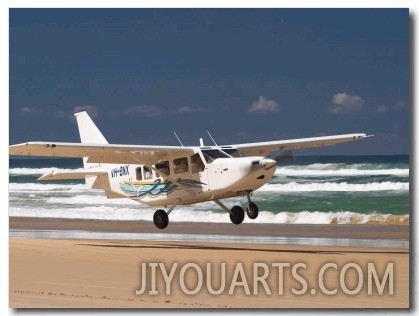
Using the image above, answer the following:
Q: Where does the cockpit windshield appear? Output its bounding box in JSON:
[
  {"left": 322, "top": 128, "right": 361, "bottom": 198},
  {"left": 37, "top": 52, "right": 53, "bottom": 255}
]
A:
[
  {"left": 201, "top": 149, "right": 230, "bottom": 163},
  {"left": 222, "top": 148, "right": 241, "bottom": 158}
]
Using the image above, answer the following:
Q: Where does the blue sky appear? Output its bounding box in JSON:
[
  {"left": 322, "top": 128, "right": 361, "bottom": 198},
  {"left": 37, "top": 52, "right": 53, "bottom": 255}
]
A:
[{"left": 9, "top": 8, "right": 409, "bottom": 155}]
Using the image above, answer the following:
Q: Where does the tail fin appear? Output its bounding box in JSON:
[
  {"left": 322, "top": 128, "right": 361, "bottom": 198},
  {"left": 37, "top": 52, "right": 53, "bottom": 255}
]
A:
[
  {"left": 75, "top": 111, "right": 108, "bottom": 144},
  {"left": 74, "top": 111, "right": 109, "bottom": 188}
]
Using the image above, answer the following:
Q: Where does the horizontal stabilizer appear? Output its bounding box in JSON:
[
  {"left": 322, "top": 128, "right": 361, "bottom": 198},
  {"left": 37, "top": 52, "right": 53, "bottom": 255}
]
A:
[{"left": 38, "top": 171, "right": 107, "bottom": 181}]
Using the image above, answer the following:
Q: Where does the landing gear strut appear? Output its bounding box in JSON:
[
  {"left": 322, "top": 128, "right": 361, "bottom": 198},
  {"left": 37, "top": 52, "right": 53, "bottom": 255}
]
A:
[{"left": 246, "top": 192, "right": 259, "bottom": 219}]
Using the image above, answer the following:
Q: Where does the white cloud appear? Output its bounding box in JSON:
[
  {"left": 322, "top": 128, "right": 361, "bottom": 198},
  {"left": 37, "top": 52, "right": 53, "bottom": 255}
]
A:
[
  {"left": 376, "top": 105, "right": 389, "bottom": 113},
  {"left": 124, "top": 105, "right": 162, "bottom": 117},
  {"left": 19, "top": 106, "right": 38, "bottom": 116},
  {"left": 248, "top": 96, "right": 279, "bottom": 114},
  {"left": 177, "top": 106, "right": 208, "bottom": 113},
  {"left": 329, "top": 92, "right": 364, "bottom": 114},
  {"left": 54, "top": 110, "right": 67, "bottom": 118},
  {"left": 395, "top": 100, "right": 407, "bottom": 109}
]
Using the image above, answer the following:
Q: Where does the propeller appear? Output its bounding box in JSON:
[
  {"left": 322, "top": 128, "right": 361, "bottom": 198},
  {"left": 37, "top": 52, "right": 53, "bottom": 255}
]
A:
[{"left": 269, "top": 150, "right": 296, "bottom": 164}]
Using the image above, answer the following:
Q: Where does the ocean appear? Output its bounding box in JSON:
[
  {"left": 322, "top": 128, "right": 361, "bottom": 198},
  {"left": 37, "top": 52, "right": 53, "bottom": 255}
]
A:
[{"left": 9, "top": 155, "right": 409, "bottom": 225}]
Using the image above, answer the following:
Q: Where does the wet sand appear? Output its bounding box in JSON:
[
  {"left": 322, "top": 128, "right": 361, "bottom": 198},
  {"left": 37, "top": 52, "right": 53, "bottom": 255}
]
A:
[
  {"left": 9, "top": 218, "right": 409, "bottom": 308},
  {"left": 9, "top": 217, "right": 410, "bottom": 239}
]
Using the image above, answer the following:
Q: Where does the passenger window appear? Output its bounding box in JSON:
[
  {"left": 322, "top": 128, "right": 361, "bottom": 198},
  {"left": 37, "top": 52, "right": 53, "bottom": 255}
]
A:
[
  {"left": 156, "top": 160, "right": 170, "bottom": 176},
  {"left": 174, "top": 157, "right": 188, "bottom": 174},
  {"left": 136, "top": 167, "right": 142, "bottom": 181},
  {"left": 143, "top": 165, "right": 153, "bottom": 180},
  {"left": 191, "top": 153, "right": 205, "bottom": 173}
]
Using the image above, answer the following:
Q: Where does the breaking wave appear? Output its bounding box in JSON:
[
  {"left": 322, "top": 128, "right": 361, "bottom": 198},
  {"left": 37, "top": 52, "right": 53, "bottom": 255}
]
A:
[
  {"left": 9, "top": 157, "right": 409, "bottom": 225},
  {"left": 260, "top": 181, "right": 409, "bottom": 192},
  {"left": 8, "top": 205, "right": 409, "bottom": 225},
  {"left": 9, "top": 167, "right": 85, "bottom": 176}
]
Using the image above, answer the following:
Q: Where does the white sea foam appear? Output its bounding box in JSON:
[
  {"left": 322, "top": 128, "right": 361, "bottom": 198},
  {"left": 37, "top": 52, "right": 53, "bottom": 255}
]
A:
[
  {"left": 8, "top": 205, "right": 409, "bottom": 225},
  {"left": 9, "top": 167, "right": 85, "bottom": 175},
  {"left": 10, "top": 163, "right": 409, "bottom": 178},
  {"left": 275, "top": 167, "right": 409, "bottom": 177},
  {"left": 9, "top": 161, "right": 409, "bottom": 224},
  {"left": 44, "top": 195, "right": 143, "bottom": 207},
  {"left": 9, "top": 182, "right": 87, "bottom": 193},
  {"left": 259, "top": 181, "right": 409, "bottom": 192},
  {"left": 279, "top": 163, "right": 406, "bottom": 171},
  {"left": 8, "top": 177, "right": 409, "bottom": 196}
]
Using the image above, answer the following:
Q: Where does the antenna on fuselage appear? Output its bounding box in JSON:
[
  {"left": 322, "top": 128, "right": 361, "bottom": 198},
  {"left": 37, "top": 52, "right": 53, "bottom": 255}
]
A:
[
  {"left": 206, "top": 131, "right": 218, "bottom": 146},
  {"left": 173, "top": 132, "right": 184, "bottom": 147},
  {"left": 199, "top": 138, "right": 204, "bottom": 147}
]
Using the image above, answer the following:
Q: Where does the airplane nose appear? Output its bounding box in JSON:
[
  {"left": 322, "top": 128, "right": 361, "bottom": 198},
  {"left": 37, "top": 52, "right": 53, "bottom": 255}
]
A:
[{"left": 260, "top": 158, "right": 276, "bottom": 170}]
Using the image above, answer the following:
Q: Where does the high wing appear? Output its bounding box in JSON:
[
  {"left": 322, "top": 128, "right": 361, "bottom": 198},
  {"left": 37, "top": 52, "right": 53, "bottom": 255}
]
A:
[
  {"left": 231, "top": 133, "right": 370, "bottom": 157},
  {"left": 9, "top": 134, "right": 370, "bottom": 164},
  {"left": 9, "top": 142, "right": 195, "bottom": 165}
]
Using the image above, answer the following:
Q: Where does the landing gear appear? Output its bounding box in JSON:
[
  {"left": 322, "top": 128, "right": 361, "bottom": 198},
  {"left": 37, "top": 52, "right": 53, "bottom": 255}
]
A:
[
  {"left": 246, "top": 202, "right": 259, "bottom": 219},
  {"left": 214, "top": 200, "right": 245, "bottom": 225},
  {"left": 214, "top": 193, "right": 259, "bottom": 225},
  {"left": 153, "top": 199, "right": 180, "bottom": 229},
  {"left": 230, "top": 205, "right": 245, "bottom": 225},
  {"left": 153, "top": 209, "right": 169, "bottom": 229},
  {"left": 246, "top": 191, "right": 259, "bottom": 219}
]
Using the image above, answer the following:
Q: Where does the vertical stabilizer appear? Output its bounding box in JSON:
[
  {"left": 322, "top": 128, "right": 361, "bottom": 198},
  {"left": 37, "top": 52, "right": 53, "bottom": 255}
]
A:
[
  {"left": 74, "top": 111, "right": 108, "bottom": 144},
  {"left": 74, "top": 111, "right": 109, "bottom": 188}
]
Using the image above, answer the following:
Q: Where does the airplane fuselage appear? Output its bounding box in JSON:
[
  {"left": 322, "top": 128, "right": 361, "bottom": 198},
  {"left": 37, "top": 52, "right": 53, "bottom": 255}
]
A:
[{"left": 89, "top": 148, "right": 276, "bottom": 207}]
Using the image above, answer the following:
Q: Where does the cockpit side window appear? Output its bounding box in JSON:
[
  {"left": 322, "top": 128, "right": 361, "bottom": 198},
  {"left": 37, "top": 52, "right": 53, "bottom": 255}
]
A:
[
  {"left": 155, "top": 160, "right": 170, "bottom": 176},
  {"left": 191, "top": 153, "right": 205, "bottom": 173}
]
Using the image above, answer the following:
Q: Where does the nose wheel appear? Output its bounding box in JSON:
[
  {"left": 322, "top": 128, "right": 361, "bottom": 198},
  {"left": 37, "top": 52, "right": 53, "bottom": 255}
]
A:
[
  {"left": 246, "top": 192, "right": 259, "bottom": 219},
  {"left": 246, "top": 202, "right": 259, "bottom": 219},
  {"left": 214, "top": 200, "right": 246, "bottom": 225}
]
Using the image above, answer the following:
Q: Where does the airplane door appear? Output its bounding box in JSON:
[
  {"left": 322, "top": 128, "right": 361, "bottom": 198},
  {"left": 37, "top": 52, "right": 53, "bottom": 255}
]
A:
[{"left": 191, "top": 153, "right": 208, "bottom": 192}]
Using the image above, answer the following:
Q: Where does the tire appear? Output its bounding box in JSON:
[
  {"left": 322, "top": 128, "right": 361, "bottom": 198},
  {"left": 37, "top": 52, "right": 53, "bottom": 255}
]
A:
[
  {"left": 230, "top": 205, "right": 245, "bottom": 225},
  {"left": 246, "top": 202, "right": 259, "bottom": 219},
  {"left": 153, "top": 209, "right": 169, "bottom": 229}
]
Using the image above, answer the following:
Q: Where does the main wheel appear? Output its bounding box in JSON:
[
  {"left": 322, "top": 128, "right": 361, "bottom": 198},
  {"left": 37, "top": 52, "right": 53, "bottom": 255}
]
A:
[
  {"left": 246, "top": 202, "right": 259, "bottom": 219},
  {"left": 153, "top": 209, "right": 169, "bottom": 229},
  {"left": 229, "top": 205, "right": 245, "bottom": 225}
]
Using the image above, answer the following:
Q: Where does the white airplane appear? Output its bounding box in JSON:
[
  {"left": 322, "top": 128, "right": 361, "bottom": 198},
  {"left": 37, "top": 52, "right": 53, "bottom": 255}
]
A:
[{"left": 9, "top": 111, "right": 369, "bottom": 229}]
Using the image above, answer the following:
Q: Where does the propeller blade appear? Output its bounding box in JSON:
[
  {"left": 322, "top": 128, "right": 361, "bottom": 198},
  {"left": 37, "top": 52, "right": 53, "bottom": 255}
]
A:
[{"left": 270, "top": 150, "right": 296, "bottom": 164}]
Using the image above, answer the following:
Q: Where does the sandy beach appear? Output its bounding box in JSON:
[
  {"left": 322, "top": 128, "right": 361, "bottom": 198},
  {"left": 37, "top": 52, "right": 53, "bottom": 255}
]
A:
[{"left": 9, "top": 218, "right": 409, "bottom": 308}]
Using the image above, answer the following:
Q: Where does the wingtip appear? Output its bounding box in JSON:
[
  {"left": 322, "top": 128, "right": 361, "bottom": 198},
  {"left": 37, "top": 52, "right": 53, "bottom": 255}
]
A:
[
  {"left": 361, "top": 134, "right": 374, "bottom": 138},
  {"left": 74, "top": 109, "right": 87, "bottom": 116},
  {"left": 37, "top": 171, "right": 54, "bottom": 181},
  {"left": 9, "top": 142, "right": 28, "bottom": 155},
  {"left": 355, "top": 133, "right": 373, "bottom": 139}
]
